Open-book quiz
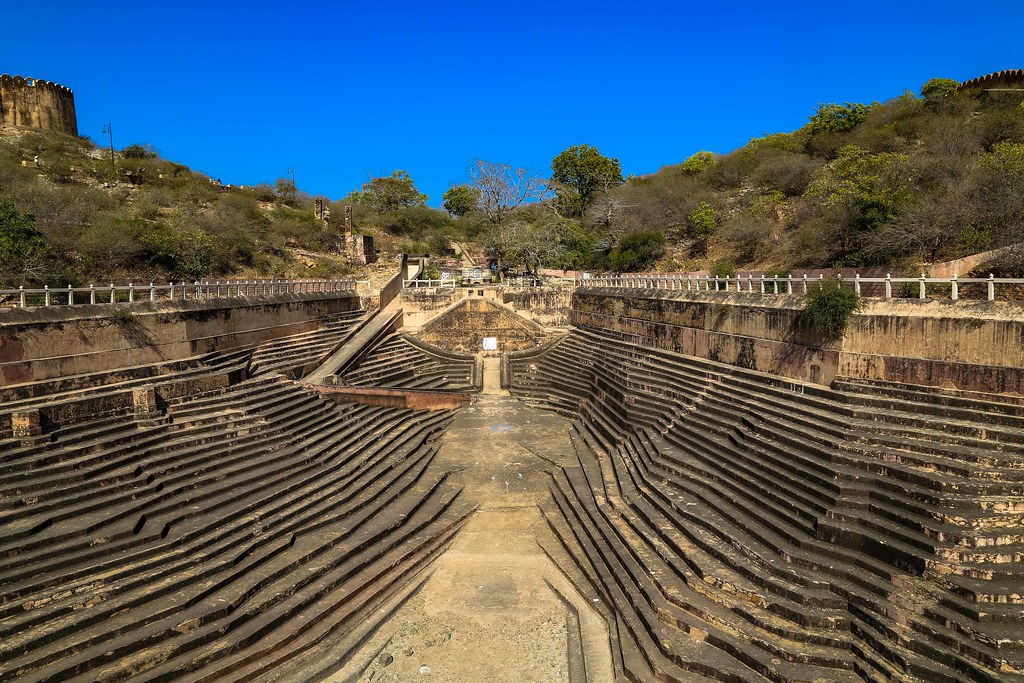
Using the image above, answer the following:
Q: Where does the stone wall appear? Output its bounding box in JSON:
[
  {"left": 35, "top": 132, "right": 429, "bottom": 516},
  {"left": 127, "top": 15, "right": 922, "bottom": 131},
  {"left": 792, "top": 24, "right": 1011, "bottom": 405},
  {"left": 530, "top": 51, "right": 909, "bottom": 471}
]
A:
[
  {"left": 416, "top": 297, "right": 546, "bottom": 354},
  {"left": 0, "top": 292, "right": 361, "bottom": 387},
  {"left": 0, "top": 74, "right": 77, "bottom": 135},
  {"left": 501, "top": 287, "right": 573, "bottom": 327},
  {"left": 572, "top": 288, "right": 1024, "bottom": 393}
]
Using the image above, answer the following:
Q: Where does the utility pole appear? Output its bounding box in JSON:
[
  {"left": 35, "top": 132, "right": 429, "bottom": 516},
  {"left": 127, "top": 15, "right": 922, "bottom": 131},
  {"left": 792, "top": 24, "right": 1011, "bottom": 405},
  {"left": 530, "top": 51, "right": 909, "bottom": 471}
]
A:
[
  {"left": 101, "top": 123, "right": 116, "bottom": 178},
  {"left": 286, "top": 166, "right": 296, "bottom": 192}
]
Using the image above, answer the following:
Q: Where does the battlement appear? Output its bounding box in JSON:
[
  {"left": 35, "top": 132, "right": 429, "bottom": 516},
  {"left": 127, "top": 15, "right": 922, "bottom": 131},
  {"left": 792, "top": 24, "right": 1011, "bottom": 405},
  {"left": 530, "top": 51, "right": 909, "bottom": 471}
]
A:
[
  {"left": 959, "top": 68, "right": 1024, "bottom": 92},
  {"left": 0, "top": 73, "right": 77, "bottom": 135}
]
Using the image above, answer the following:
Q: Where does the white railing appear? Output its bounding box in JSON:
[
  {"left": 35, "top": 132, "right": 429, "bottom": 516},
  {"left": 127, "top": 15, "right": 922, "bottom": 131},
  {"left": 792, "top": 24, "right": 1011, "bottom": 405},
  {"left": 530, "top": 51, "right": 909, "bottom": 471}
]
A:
[
  {"left": 403, "top": 279, "right": 457, "bottom": 288},
  {"left": 576, "top": 272, "right": 1018, "bottom": 301},
  {"left": 0, "top": 278, "right": 359, "bottom": 309}
]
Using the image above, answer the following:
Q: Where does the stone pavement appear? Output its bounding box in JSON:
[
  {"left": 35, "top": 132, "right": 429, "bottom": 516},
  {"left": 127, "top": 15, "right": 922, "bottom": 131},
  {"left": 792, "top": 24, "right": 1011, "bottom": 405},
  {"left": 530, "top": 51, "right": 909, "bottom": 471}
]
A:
[{"left": 324, "top": 396, "right": 613, "bottom": 682}]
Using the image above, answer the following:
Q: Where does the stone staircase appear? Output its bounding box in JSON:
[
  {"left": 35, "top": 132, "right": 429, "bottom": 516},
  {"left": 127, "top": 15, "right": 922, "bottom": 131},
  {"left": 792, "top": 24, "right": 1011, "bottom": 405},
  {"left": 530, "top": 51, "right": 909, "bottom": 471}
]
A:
[
  {"left": 0, "top": 321, "right": 472, "bottom": 682},
  {"left": 509, "top": 327, "right": 1024, "bottom": 683},
  {"left": 340, "top": 332, "right": 479, "bottom": 391}
]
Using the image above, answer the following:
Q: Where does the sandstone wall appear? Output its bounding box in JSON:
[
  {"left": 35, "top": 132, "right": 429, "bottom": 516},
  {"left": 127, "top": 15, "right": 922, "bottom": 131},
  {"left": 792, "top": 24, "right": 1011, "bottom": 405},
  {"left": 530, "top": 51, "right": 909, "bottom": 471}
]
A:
[
  {"left": 0, "top": 293, "right": 361, "bottom": 387},
  {"left": 572, "top": 288, "right": 1024, "bottom": 393},
  {"left": 0, "top": 74, "right": 77, "bottom": 135},
  {"left": 416, "top": 297, "right": 545, "bottom": 354}
]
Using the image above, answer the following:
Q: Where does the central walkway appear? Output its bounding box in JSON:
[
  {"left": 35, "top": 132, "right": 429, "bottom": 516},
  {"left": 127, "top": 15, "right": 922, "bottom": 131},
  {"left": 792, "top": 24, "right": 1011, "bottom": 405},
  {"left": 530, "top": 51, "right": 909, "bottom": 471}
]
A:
[{"left": 326, "top": 394, "right": 613, "bottom": 682}]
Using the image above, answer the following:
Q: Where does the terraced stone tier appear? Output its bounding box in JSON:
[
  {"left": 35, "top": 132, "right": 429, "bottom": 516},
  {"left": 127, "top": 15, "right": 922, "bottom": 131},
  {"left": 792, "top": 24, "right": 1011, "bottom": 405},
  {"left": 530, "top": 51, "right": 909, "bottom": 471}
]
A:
[
  {"left": 0, "top": 358, "right": 470, "bottom": 681},
  {"left": 248, "top": 309, "right": 370, "bottom": 378},
  {"left": 509, "top": 328, "right": 1024, "bottom": 683},
  {"left": 340, "top": 332, "right": 479, "bottom": 392}
]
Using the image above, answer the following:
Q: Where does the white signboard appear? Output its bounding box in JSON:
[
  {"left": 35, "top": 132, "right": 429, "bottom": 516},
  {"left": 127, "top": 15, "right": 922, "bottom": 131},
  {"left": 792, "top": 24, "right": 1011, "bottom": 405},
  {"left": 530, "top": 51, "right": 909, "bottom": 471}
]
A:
[{"left": 482, "top": 337, "right": 498, "bottom": 351}]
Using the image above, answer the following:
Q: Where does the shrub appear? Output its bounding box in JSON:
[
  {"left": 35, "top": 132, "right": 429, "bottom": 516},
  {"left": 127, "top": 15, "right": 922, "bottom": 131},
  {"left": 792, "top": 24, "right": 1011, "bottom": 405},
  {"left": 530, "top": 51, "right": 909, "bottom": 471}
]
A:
[
  {"left": 679, "top": 151, "right": 716, "bottom": 175},
  {"left": 807, "top": 102, "right": 872, "bottom": 136},
  {"left": 608, "top": 230, "right": 665, "bottom": 272},
  {"left": 802, "top": 278, "right": 860, "bottom": 338},
  {"left": 711, "top": 260, "right": 736, "bottom": 278},
  {"left": 121, "top": 143, "right": 158, "bottom": 159}
]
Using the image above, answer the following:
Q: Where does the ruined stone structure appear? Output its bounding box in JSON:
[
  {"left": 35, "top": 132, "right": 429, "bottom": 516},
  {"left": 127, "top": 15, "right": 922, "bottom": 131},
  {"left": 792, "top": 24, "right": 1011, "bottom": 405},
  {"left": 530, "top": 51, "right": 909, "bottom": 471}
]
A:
[
  {"left": 960, "top": 68, "right": 1024, "bottom": 92},
  {"left": 0, "top": 74, "right": 77, "bottom": 135},
  {"left": 0, "top": 283, "right": 1022, "bottom": 682}
]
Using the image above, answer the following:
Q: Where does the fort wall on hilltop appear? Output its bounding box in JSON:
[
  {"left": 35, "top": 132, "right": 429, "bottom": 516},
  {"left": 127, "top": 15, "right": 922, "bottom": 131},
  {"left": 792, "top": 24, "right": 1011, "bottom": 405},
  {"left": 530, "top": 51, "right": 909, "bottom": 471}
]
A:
[{"left": 0, "top": 74, "right": 77, "bottom": 135}]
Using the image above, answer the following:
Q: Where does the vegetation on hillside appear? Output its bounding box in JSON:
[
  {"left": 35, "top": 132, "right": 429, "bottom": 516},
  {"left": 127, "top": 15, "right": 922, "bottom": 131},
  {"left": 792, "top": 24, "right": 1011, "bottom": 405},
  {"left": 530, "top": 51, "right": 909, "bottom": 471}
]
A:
[{"left": 1, "top": 75, "right": 1022, "bottom": 288}]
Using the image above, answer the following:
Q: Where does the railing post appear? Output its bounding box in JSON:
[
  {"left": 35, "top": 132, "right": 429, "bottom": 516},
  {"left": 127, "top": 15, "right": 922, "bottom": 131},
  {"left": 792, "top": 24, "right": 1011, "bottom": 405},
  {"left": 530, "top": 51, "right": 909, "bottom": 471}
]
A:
[
  {"left": 169, "top": 281, "right": 175, "bottom": 300},
  {"left": 919, "top": 272, "right": 927, "bottom": 300},
  {"left": 818, "top": 273, "right": 824, "bottom": 289},
  {"left": 193, "top": 281, "right": 199, "bottom": 300},
  {"left": 110, "top": 283, "right": 116, "bottom": 304},
  {"left": 802, "top": 274, "right": 808, "bottom": 294},
  {"left": 787, "top": 275, "right": 793, "bottom": 295},
  {"left": 67, "top": 284, "right": 73, "bottom": 305},
  {"left": 128, "top": 283, "right": 135, "bottom": 303},
  {"left": 19, "top": 285, "right": 25, "bottom": 308},
  {"left": 90, "top": 284, "right": 96, "bottom": 305},
  {"left": 951, "top": 273, "right": 958, "bottom": 301},
  {"left": 854, "top": 273, "right": 861, "bottom": 295},
  {"left": 44, "top": 285, "right": 51, "bottom": 306},
  {"left": 988, "top": 273, "right": 995, "bottom": 301},
  {"left": 714, "top": 275, "right": 720, "bottom": 292},
  {"left": 773, "top": 277, "right": 779, "bottom": 294},
  {"left": 747, "top": 274, "right": 754, "bottom": 293},
  {"left": 884, "top": 274, "right": 892, "bottom": 299},
  {"left": 150, "top": 282, "right": 156, "bottom": 301}
]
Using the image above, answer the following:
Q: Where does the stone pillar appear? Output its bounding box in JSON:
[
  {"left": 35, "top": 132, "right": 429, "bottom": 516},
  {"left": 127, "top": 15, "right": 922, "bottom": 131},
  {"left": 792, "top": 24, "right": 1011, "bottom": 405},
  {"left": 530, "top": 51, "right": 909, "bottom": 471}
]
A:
[
  {"left": 133, "top": 386, "right": 162, "bottom": 423},
  {"left": 12, "top": 409, "right": 43, "bottom": 441}
]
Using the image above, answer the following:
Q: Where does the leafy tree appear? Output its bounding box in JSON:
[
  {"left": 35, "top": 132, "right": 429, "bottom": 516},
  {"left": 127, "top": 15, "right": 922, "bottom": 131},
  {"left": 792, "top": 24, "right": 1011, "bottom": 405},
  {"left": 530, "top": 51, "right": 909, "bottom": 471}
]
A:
[
  {"left": 608, "top": 230, "right": 665, "bottom": 272},
  {"left": 688, "top": 201, "right": 718, "bottom": 238},
  {"left": 679, "top": 151, "right": 717, "bottom": 175},
  {"left": 920, "top": 78, "right": 959, "bottom": 109},
  {"left": 0, "top": 197, "right": 51, "bottom": 285},
  {"left": 805, "top": 145, "right": 912, "bottom": 265},
  {"left": 274, "top": 177, "right": 298, "bottom": 206},
  {"left": 358, "top": 170, "right": 427, "bottom": 214},
  {"left": 807, "top": 102, "right": 872, "bottom": 136},
  {"left": 551, "top": 144, "right": 624, "bottom": 217},
  {"left": 468, "top": 159, "right": 549, "bottom": 223},
  {"left": 442, "top": 184, "right": 481, "bottom": 217}
]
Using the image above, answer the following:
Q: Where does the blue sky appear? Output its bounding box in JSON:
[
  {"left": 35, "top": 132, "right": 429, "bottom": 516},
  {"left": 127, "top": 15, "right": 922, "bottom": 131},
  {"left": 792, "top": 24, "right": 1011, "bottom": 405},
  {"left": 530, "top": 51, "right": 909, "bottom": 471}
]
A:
[{"left": 2, "top": 1, "right": 1022, "bottom": 206}]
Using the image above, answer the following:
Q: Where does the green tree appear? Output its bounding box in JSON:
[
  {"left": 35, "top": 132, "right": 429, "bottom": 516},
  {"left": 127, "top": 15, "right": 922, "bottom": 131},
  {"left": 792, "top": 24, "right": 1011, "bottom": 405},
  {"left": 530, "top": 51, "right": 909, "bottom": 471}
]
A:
[
  {"left": 608, "top": 230, "right": 666, "bottom": 272},
  {"left": 805, "top": 145, "right": 912, "bottom": 265},
  {"left": 0, "top": 197, "right": 51, "bottom": 285},
  {"left": 359, "top": 170, "right": 427, "bottom": 214},
  {"left": 442, "top": 184, "right": 481, "bottom": 217},
  {"left": 920, "top": 78, "right": 959, "bottom": 109},
  {"left": 551, "top": 144, "right": 624, "bottom": 217},
  {"left": 679, "top": 150, "right": 717, "bottom": 175},
  {"left": 807, "top": 102, "right": 872, "bottom": 136}
]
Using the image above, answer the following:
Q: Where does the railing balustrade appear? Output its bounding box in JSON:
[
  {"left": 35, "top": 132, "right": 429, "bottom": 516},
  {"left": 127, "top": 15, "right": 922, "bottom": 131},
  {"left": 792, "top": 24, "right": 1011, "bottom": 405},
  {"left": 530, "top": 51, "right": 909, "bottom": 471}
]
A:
[
  {"left": 0, "top": 278, "right": 359, "bottom": 309},
  {"left": 574, "top": 272, "right": 1019, "bottom": 302}
]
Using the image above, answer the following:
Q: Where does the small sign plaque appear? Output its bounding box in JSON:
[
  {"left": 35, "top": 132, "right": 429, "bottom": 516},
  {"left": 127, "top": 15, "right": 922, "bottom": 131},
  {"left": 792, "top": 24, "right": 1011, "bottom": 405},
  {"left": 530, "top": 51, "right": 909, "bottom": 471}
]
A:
[{"left": 482, "top": 337, "right": 498, "bottom": 351}]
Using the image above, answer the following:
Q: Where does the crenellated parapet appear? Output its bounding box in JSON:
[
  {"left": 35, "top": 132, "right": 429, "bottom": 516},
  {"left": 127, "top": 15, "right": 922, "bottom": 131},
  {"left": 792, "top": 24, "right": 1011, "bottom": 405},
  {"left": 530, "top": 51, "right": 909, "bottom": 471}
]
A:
[
  {"left": 0, "top": 73, "right": 78, "bottom": 135},
  {"left": 959, "top": 68, "right": 1024, "bottom": 92}
]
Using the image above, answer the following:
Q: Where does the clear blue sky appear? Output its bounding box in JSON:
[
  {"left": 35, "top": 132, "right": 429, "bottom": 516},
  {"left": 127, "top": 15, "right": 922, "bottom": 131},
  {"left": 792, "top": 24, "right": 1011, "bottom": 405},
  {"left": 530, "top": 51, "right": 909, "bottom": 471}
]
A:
[{"left": 3, "top": 1, "right": 1022, "bottom": 206}]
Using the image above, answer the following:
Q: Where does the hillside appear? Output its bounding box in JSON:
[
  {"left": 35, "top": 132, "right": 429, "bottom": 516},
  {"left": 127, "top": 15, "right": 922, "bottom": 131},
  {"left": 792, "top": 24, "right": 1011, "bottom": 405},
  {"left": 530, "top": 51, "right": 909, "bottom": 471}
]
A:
[
  {"left": 1, "top": 74, "right": 1023, "bottom": 288},
  {"left": 0, "top": 128, "right": 379, "bottom": 287}
]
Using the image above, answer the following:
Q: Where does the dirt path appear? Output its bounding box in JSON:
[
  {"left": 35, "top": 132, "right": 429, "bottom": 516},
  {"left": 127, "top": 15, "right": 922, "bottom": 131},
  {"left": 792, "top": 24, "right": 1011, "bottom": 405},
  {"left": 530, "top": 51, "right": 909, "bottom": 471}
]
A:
[{"left": 326, "top": 396, "right": 612, "bottom": 682}]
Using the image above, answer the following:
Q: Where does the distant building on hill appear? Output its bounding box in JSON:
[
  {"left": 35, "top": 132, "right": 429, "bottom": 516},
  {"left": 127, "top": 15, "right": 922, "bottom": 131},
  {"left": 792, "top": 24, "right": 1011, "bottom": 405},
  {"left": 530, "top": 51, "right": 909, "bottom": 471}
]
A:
[{"left": 0, "top": 74, "right": 78, "bottom": 135}]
